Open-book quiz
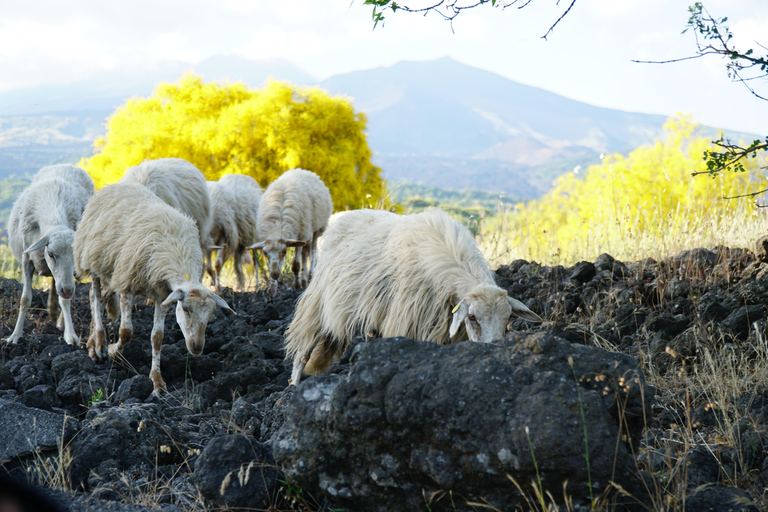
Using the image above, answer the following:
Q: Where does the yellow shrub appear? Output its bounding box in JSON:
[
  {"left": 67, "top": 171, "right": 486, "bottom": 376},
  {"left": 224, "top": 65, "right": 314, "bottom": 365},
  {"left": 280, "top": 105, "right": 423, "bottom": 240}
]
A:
[
  {"left": 80, "top": 74, "right": 386, "bottom": 211},
  {"left": 482, "top": 116, "right": 768, "bottom": 265}
]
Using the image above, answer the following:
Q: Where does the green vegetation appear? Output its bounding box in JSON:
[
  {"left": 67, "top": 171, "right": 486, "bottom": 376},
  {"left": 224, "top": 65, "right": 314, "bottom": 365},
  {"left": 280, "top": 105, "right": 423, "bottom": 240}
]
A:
[
  {"left": 389, "top": 181, "right": 516, "bottom": 220},
  {"left": 0, "top": 176, "right": 30, "bottom": 224}
]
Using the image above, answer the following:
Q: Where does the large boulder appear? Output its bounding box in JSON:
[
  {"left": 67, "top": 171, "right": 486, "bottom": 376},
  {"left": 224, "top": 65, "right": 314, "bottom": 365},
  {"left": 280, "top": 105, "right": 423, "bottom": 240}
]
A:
[{"left": 273, "top": 333, "right": 653, "bottom": 512}]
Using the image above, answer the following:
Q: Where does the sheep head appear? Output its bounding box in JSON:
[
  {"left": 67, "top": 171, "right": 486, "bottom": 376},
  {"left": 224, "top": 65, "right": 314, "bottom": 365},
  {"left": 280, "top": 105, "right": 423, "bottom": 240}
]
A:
[
  {"left": 449, "top": 285, "right": 541, "bottom": 343},
  {"left": 24, "top": 226, "right": 76, "bottom": 299},
  {"left": 161, "top": 284, "right": 234, "bottom": 355},
  {"left": 249, "top": 239, "right": 306, "bottom": 281}
]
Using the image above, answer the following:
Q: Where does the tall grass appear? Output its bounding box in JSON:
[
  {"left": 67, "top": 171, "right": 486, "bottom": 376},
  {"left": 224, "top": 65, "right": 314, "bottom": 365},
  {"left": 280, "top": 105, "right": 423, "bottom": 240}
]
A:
[{"left": 479, "top": 191, "right": 768, "bottom": 267}]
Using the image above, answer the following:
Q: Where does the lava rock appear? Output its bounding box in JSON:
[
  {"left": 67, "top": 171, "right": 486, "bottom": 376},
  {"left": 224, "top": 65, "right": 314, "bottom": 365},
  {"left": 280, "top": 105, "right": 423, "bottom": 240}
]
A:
[
  {"left": 274, "top": 333, "right": 653, "bottom": 512},
  {"left": 0, "top": 398, "right": 79, "bottom": 458},
  {"left": 193, "top": 434, "right": 277, "bottom": 509}
]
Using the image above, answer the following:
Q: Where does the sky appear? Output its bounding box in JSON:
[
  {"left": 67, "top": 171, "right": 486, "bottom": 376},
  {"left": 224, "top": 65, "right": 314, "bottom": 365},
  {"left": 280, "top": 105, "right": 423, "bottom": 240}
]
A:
[{"left": 0, "top": 0, "right": 766, "bottom": 135}]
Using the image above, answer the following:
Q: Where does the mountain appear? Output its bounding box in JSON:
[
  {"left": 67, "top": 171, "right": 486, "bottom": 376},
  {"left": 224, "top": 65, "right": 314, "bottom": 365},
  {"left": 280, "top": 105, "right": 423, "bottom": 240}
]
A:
[
  {"left": 0, "top": 56, "right": 756, "bottom": 198},
  {"left": 319, "top": 58, "right": 672, "bottom": 158}
]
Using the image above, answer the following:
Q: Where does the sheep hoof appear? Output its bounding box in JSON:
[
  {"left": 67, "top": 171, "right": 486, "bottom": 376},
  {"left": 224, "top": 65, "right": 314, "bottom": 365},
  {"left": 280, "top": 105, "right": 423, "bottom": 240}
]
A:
[
  {"left": 5, "top": 335, "right": 19, "bottom": 345},
  {"left": 107, "top": 343, "right": 122, "bottom": 358},
  {"left": 65, "top": 335, "right": 80, "bottom": 347}
]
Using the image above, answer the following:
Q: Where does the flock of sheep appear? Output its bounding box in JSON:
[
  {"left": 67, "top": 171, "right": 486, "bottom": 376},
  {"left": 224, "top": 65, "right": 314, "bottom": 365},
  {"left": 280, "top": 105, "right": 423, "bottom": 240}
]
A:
[{"left": 5, "top": 158, "right": 540, "bottom": 393}]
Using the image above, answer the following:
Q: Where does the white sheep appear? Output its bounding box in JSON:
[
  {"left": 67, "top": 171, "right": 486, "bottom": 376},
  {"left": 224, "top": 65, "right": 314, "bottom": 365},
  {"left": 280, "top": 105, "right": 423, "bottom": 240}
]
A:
[
  {"left": 285, "top": 208, "right": 542, "bottom": 385},
  {"left": 205, "top": 174, "right": 262, "bottom": 293},
  {"left": 249, "top": 168, "right": 332, "bottom": 293},
  {"left": 6, "top": 164, "right": 94, "bottom": 346},
  {"left": 73, "top": 182, "right": 234, "bottom": 393},
  {"left": 120, "top": 158, "right": 212, "bottom": 255}
]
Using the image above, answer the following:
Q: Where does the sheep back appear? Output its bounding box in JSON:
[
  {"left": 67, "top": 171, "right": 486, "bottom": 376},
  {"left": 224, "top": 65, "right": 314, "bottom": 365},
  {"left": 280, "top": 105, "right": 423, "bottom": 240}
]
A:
[
  {"left": 74, "top": 182, "right": 203, "bottom": 303},
  {"left": 210, "top": 174, "right": 262, "bottom": 250},
  {"left": 121, "top": 158, "right": 211, "bottom": 248},
  {"left": 285, "top": 208, "right": 494, "bottom": 360},
  {"left": 257, "top": 168, "right": 331, "bottom": 243},
  {"left": 31, "top": 164, "right": 95, "bottom": 196},
  {"left": 8, "top": 167, "right": 93, "bottom": 268}
]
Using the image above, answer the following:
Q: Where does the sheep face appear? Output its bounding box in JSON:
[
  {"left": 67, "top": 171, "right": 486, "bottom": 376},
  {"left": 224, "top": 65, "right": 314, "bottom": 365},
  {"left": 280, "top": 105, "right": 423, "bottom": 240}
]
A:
[
  {"left": 162, "top": 285, "right": 234, "bottom": 355},
  {"left": 449, "top": 286, "right": 541, "bottom": 343},
  {"left": 24, "top": 227, "right": 76, "bottom": 299},
  {"left": 262, "top": 239, "right": 287, "bottom": 280},
  {"left": 252, "top": 239, "right": 306, "bottom": 281}
]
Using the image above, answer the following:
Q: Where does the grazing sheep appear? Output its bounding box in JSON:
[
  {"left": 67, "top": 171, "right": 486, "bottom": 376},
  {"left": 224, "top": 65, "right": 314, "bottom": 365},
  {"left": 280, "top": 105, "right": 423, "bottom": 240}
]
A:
[
  {"left": 249, "top": 168, "right": 332, "bottom": 293},
  {"left": 285, "top": 208, "right": 542, "bottom": 385},
  {"left": 74, "top": 182, "right": 234, "bottom": 393},
  {"left": 120, "top": 158, "right": 212, "bottom": 254},
  {"left": 205, "top": 174, "right": 262, "bottom": 293},
  {"left": 6, "top": 164, "right": 94, "bottom": 346}
]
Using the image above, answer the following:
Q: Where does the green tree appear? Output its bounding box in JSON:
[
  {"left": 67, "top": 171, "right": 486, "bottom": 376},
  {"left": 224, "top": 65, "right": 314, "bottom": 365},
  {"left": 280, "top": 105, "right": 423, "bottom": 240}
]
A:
[{"left": 80, "top": 74, "right": 387, "bottom": 211}]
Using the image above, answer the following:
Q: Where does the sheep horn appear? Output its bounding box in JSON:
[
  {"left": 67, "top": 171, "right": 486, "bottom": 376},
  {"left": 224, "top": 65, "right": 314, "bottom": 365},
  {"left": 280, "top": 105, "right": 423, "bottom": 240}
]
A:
[
  {"left": 160, "top": 289, "right": 185, "bottom": 307},
  {"left": 508, "top": 297, "right": 542, "bottom": 322},
  {"left": 210, "top": 292, "right": 236, "bottom": 316},
  {"left": 23, "top": 234, "right": 50, "bottom": 254}
]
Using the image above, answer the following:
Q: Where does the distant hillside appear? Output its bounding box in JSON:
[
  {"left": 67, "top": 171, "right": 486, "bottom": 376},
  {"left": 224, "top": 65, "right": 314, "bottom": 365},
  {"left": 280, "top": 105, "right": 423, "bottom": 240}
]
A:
[{"left": 0, "top": 56, "right": 757, "bottom": 195}]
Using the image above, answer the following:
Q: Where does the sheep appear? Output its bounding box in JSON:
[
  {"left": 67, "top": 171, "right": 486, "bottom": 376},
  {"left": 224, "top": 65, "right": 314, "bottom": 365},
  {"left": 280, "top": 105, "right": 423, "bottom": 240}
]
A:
[
  {"left": 205, "top": 174, "right": 263, "bottom": 293},
  {"left": 120, "top": 158, "right": 212, "bottom": 256},
  {"left": 285, "top": 208, "right": 542, "bottom": 385},
  {"left": 6, "top": 164, "right": 94, "bottom": 346},
  {"left": 249, "top": 168, "right": 332, "bottom": 293},
  {"left": 73, "top": 182, "right": 234, "bottom": 393}
]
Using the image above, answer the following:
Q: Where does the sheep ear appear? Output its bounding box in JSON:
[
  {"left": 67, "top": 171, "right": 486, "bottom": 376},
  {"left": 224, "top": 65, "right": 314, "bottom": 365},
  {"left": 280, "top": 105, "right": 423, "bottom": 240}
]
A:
[
  {"left": 285, "top": 239, "right": 306, "bottom": 248},
  {"left": 24, "top": 234, "right": 50, "bottom": 254},
  {"left": 248, "top": 242, "right": 264, "bottom": 252},
  {"left": 508, "top": 297, "right": 542, "bottom": 322},
  {"left": 449, "top": 299, "right": 469, "bottom": 338},
  {"left": 210, "top": 292, "right": 236, "bottom": 316},
  {"left": 161, "top": 289, "right": 185, "bottom": 307}
]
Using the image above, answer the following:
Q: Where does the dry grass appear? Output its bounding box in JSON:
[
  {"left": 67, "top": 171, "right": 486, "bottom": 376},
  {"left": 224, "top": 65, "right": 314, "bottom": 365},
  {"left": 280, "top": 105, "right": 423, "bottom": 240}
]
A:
[{"left": 478, "top": 192, "right": 768, "bottom": 269}]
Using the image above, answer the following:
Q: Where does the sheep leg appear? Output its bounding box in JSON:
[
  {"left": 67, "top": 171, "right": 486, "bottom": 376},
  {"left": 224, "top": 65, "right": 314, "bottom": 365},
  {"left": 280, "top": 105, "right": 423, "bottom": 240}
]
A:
[
  {"left": 305, "top": 339, "right": 337, "bottom": 376},
  {"left": 233, "top": 251, "right": 246, "bottom": 292},
  {"left": 292, "top": 246, "right": 303, "bottom": 289},
  {"left": 7, "top": 253, "right": 34, "bottom": 344},
  {"left": 48, "top": 277, "right": 60, "bottom": 326},
  {"left": 290, "top": 338, "right": 336, "bottom": 386},
  {"left": 291, "top": 355, "right": 307, "bottom": 386},
  {"left": 300, "top": 244, "right": 310, "bottom": 288},
  {"left": 108, "top": 293, "right": 133, "bottom": 358},
  {"left": 87, "top": 277, "right": 107, "bottom": 360},
  {"left": 204, "top": 249, "right": 215, "bottom": 287},
  {"left": 214, "top": 250, "right": 224, "bottom": 295},
  {"left": 308, "top": 229, "right": 321, "bottom": 283},
  {"left": 149, "top": 302, "right": 170, "bottom": 394},
  {"left": 57, "top": 293, "right": 79, "bottom": 347},
  {"left": 251, "top": 249, "right": 265, "bottom": 290}
]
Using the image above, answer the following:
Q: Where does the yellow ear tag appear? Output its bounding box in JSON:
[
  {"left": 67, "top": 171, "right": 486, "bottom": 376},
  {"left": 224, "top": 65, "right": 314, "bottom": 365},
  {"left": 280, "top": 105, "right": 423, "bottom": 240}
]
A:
[
  {"left": 452, "top": 303, "right": 461, "bottom": 314},
  {"left": 184, "top": 274, "right": 189, "bottom": 279}
]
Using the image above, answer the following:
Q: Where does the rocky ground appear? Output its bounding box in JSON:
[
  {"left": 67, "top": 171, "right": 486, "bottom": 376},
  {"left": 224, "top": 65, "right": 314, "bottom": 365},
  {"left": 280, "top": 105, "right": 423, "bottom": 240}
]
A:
[{"left": 0, "top": 246, "right": 767, "bottom": 511}]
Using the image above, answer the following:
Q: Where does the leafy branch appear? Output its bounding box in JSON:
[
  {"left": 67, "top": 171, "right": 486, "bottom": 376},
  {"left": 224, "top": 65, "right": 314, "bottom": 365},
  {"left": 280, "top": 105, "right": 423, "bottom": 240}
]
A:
[
  {"left": 683, "top": 3, "right": 768, "bottom": 177},
  {"left": 693, "top": 136, "right": 768, "bottom": 177},
  {"left": 361, "top": 0, "right": 576, "bottom": 38},
  {"left": 635, "top": 3, "right": 768, "bottom": 177},
  {"left": 682, "top": 2, "right": 768, "bottom": 102}
]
